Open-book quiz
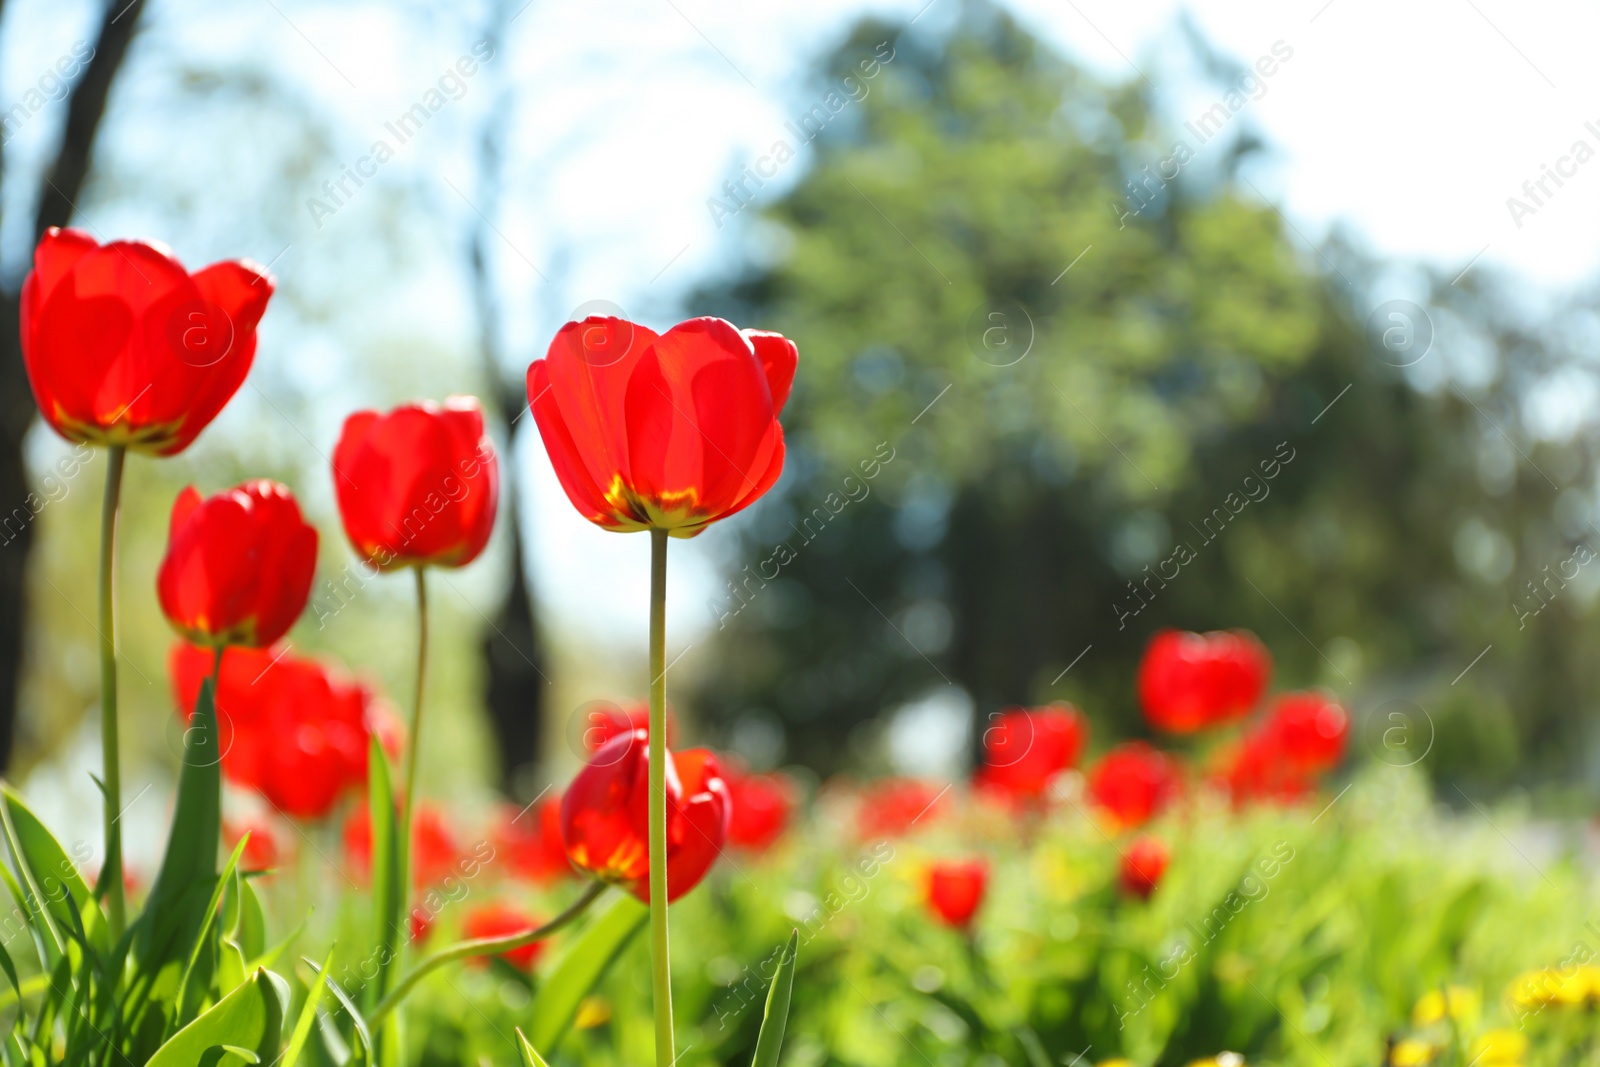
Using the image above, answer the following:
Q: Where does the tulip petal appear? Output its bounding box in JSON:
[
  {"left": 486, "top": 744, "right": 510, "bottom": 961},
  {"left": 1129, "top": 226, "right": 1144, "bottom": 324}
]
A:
[
  {"left": 544, "top": 317, "right": 659, "bottom": 507},
  {"left": 744, "top": 330, "right": 797, "bottom": 412}
]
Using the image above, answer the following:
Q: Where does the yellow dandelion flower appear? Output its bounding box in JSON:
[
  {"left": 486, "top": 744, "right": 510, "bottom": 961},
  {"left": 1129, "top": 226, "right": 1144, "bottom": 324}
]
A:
[
  {"left": 1470, "top": 1029, "right": 1527, "bottom": 1067},
  {"left": 1412, "top": 986, "right": 1480, "bottom": 1027},
  {"left": 1390, "top": 1039, "right": 1439, "bottom": 1067}
]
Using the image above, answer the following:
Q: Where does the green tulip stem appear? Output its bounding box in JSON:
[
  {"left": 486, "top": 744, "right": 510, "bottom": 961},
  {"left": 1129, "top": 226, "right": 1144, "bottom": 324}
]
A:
[
  {"left": 97, "top": 443, "right": 127, "bottom": 940},
  {"left": 399, "top": 565, "right": 429, "bottom": 912},
  {"left": 367, "top": 879, "right": 607, "bottom": 1028},
  {"left": 648, "top": 527, "right": 673, "bottom": 1067}
]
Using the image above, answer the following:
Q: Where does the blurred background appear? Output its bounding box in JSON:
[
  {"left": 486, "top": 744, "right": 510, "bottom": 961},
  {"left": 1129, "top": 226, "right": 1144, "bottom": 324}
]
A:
[{"left": 3, "top": 0, "right": 1599, "bottom": 869}]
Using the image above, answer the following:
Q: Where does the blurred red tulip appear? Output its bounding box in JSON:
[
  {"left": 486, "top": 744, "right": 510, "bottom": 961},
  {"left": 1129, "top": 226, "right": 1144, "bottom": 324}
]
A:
[
  {"left": 1219, "top": 731, "right": 1314, "bottom": 806},
  {"left": 529, "top": 316, "right": 796, "bottom": 537},
  {"left": 974, "top": 704, "right": 1087, "bottom": 803},
  {"left": 332, "top": 397, "right": 498, "bottom": 569},
  {"left": 1139, "top": 630, "right": 1270, "bottom": 732},
  {"left": 21, "top": 227, "right": 273, "bottom": 455},
  {"left": 223, "top": 816, "right": 281, "bottom": 871},
  {"left": 462, "top": 902, "right": 546, "bottom": 971},
  {"left": 724, "top": 769, "right": 795, "bottom": 851},
  {"left": 560, "top": 728, "right": 730, "bottom": 903},
  {"left": 578, "top": 702, "right": 675, "bottom": 752},
  {"left": 344, "top": 802, "right": 464, "bottom": 889},
  {"left": 1119, "top": 835, "right": 1169, "bottom": 899},
  {"left": 855, "top": 778, "right": 947, "bottom": 839},
  {"left": 1086, "top": 742, "right": 1183, "bottom": 828},
  {"left": 409, "top": 908, "right": 433, "bottom": 944},
  {"left": 926, "top": 858, "right": 989, "bottom": 929},
  {"left": 157, "top": 480, "right": 317, "bottom": 648},
  {"left": 495, "top": 798, "right": 572, "bottom": 884},
  {"left": 1262, "top": 692, "right": 1348, "bottom": 772},
  {"left": 171, "top": 642, "right": 376, "bottom": 818}
]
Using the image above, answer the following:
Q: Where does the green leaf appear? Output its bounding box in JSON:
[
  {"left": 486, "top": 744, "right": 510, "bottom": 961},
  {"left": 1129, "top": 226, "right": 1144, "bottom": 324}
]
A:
[
  {"left": 750, "top": 931, "right": 798, "bottom": 1067},
  {"left": 365, "top": 737, "right": 402, "bottom": 1009},
  {"left": 303, "top": 956, "right": 372, "bottom": 1062},
  {"left": 146, "top": 967, "right": 288, "bottom": 1067},
  {"left": 524, "top": 892, "right": 647, "bottom": 1052},
  {"left": 134, "top": 674, "right": 224, "bottom": 1016},
  {"left": 232, "top": 877, "right": 267, "bottom": 963},
  {"left": 172, "top": 835, "right": 251, "bottom": 1031},
  {"left": 281, "top": 947, "right": 335, "bottom": 1067},
  {"left": 0, "top": 788, "right": 101, "bottom": 957},
  {"left": 514, "top": 1028, "right": 552, "bottom": 1067}
]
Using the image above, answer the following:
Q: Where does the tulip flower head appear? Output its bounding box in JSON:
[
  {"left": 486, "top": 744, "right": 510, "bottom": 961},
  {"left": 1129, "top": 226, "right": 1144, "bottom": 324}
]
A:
[
  {"left": 344, "top": 802, "right": 465, "bottom": 889},
  {"left": 462, "top": 903, "right": 547, "bottom": 971},
  {"left": 21, "top": 228, "right": 274, "bottom": 455},
  {"left": 529, "top": 316, "right": 796, "bottom": 537},
  {"left": 171, "top": 642, "right": 378, "bottom": 819},
  {"left": 1087, "top": 742, "right": 1183, "bottom": 828},
  {"left": 333, "top": 397, "right": 499, "bottom": 570},
  {"left": 724, "top": 769, "right": 796, "bottom": 852},
  {"left": 1139, "top": 629, "right": 1270, "bottom": 732},
  {"left": 157, "top": 480, "right": 317, "bottom": 648},
  {"left": 1119, "top": 835, "right": 1169, "bottom": 899},
  {"left": 1261, "top": 692, "right": 1348, "bottom": 773},
  {"left": 855, "top": 778, "right": 948, "bottom": 839},
  {"left": 974, "top": 703, "right": 1087, "bottom": 804},
  {"left": 560, "top": 728, "right": 730, "bottom": 903},
  {"left": 926, "top": 858, "right": 989, "bottom": 929}
]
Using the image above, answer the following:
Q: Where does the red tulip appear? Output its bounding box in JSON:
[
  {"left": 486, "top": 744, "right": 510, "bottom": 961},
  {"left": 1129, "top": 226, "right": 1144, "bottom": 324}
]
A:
[
  {"left": 171, "top": 642, "right": 376, "bottom": 818},
  {"left": 495, "top": 798, "right": 572, "bottom": 884},
  {"left": 1139, "top": 630, "right": 1270, "bottom": 733},
  {"left": 344, "top": 802, "right": 464, "bottom": 888},
  {"left": 1086, "top": 742, "right": 1183, "bottom": 828},
  {"left": 926, "top": 858, "right": 989, "bottom": 929},
  {"left": 332, "top": 397, "right": 498, "bottom": 569},
  {"left": 560, "top": 728, "right": 730, "bottom": 903},
  {"left": 157, "top": 480, "right": 317, "bottom": 648},
  {"left": 974, "top": 704, "right": 1088, "bottom": 803},
  {"left": 1261, "top": 692, "right": 1347, "bottom": 773},
  {"left": 1218, "top": 731, "right": 1312, "bottom": 806},
  {"left": 1119, "top": 835, "right": 1169, "bottom": 900},
  {"left": 529, "top": 316, "right": 796, "bottom": 537},
  {"left": 724, "top": 769, "right": 795, "bottom": 852},
  {"left": 223, "top": 817, "right": 281, "bottom": 871},
  {"left": 21, "top": 227, "right": 273, "bottom": 455},
  {"left": 409, "top": 908, "right": 434, "bottom": 944},
  {"left": 578, "top": 702, "right": 675, "bottom": 752},
  {"left": 855, "top": 778, "right": 947, "bottom": 839},
  {"left": 462, "top": 902, "right": 547, "bottom": 971}
]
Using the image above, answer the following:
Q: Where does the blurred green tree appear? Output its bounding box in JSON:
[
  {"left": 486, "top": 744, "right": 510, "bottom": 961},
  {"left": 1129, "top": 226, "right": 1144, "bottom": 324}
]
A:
[{"left": 689, "top": 2, "right": 1598, "bottom": 792}]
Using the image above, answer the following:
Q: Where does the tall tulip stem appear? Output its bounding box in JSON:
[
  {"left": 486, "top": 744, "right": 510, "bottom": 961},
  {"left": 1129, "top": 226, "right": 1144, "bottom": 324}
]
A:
[
  {"left": 97, "top": 444, "right": 127, "bottom": 939},
  {"left": 648, "top": 528, "right": 673, "bottom": 1067},
  {"left": 400, "top": 566, "right": 429, "bottom": 900}
]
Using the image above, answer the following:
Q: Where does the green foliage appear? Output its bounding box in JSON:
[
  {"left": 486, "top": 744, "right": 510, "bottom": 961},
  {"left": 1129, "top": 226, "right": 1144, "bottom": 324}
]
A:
[{"left": 523, "top": 893, "right": 647, "bottom": 1053}]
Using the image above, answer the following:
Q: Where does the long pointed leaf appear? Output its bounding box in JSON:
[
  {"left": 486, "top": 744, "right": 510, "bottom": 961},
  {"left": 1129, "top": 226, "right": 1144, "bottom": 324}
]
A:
[
  {"left": 750, "top": 931, "right": 798, "bottom": 1067},
  {"left": 365, "top": 737, "right": 402, "bottom": 1008},
  {"left": 514, "top": 1028, "right": 552, "bottom": 1067},
  {"left": 281, "top": 947, "right": 336, "bottom": 1067},
  {"left": 524, "top": 893, "right": 646, "bottom": 1051},
  {"left": 170, "top": 834, "right": 251, "bottom": 1032}
]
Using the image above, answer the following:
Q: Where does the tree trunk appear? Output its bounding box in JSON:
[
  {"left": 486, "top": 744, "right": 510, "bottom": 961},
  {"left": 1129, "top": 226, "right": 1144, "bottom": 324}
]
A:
[{"left": 0, "top": 0, "right": 146, "bottom": 770}]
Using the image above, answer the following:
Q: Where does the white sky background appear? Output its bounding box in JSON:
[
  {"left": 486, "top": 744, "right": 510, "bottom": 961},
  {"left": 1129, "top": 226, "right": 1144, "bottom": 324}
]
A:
[{"left": 6, "top": 0, "right": 1600, "bottom": 657}]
